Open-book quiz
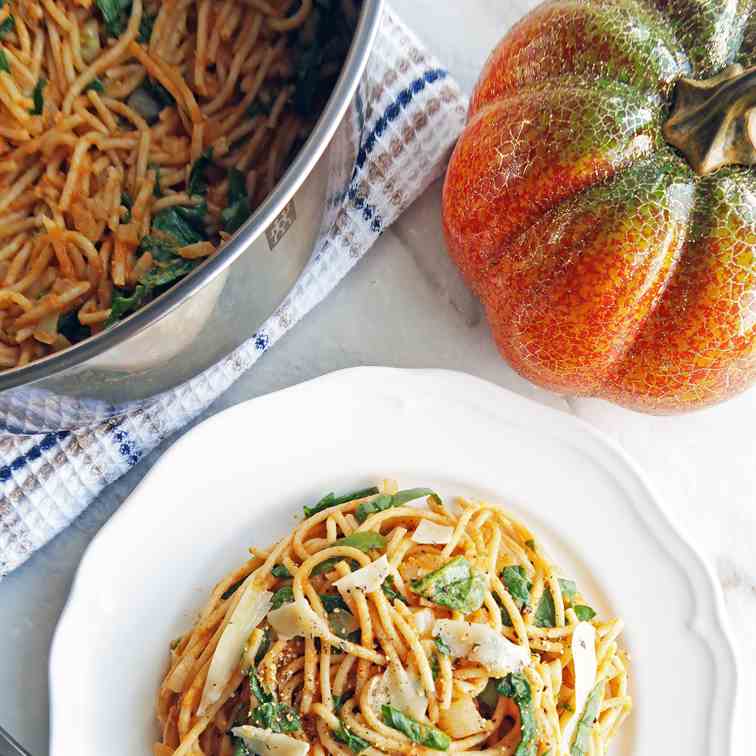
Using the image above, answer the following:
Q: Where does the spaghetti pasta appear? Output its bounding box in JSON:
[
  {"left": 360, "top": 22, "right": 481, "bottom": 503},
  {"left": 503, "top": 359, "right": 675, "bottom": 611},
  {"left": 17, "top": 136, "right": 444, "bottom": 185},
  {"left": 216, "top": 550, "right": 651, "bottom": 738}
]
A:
[
  {"left": 156, "top": 482, "right": 632, "bottom": 755},
  {"left": 0, "top": 0, "right": 358, "bottom": 369}
]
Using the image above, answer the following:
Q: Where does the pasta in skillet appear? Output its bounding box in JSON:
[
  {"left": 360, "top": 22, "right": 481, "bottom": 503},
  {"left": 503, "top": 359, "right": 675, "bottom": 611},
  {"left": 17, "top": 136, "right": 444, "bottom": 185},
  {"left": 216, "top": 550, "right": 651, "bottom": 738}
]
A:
[
  {"left": 0, "top": 0, "right": 358, "bottom": 368},
  {"left": 156, "top": 482, "right": 632, "bottom": 755}
]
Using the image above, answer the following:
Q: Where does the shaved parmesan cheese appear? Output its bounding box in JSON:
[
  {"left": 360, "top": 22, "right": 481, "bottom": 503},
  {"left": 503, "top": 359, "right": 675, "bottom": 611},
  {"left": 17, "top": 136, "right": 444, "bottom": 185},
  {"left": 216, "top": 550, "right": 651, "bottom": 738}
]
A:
[
  {"left": 433, "top": 619, "right": 530, "bottom": 676},
  {"left": 197, "top": 585, "right": 272, "bottom": 715},
  {"left": 375, "top": 658, "right": 428, "bottom": 721},
  {"left": 438, "top": 695, "right": 490, "bottom": 738},
  {"left": 560, "top": 622, "right": 597, "bottom": 753},
  {"left": 232, "top": 725, "right": 309, "bottom": 756},
  {"left": 411, "top": 519, "right": 454, "bottom": 545},
  {"left": 412, "top": 608, "right": 435, "bottom": 637},
  {"left": 267, "top": 597, "right": 330, "bottom": 641},
  {"left": 334, "top": 554, "right": 390, "bottom": 594}
]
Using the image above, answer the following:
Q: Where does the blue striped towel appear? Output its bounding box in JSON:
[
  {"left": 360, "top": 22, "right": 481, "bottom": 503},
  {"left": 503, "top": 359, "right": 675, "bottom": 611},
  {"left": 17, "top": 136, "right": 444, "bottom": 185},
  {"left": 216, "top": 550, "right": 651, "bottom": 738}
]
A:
[{"left": 0, "top": 7, "right": 467, "bottom": 576}]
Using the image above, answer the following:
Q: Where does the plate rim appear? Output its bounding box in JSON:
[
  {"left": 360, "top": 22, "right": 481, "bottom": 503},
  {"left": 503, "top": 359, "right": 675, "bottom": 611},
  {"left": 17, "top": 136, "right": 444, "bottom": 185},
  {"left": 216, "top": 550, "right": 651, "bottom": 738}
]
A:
[{"left": 49, "top": 366, "right": 740, "bottom": 754}]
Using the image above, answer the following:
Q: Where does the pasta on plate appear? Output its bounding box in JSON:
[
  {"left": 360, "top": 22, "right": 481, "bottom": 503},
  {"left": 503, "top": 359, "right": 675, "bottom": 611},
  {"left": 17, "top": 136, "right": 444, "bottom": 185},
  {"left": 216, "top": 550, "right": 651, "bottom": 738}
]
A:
[
  {"left": 156, "top": 482, "right": 632, "bottom": 755},
  {"left": 0, "top": 0, "right": 358, "bottom": 369}
]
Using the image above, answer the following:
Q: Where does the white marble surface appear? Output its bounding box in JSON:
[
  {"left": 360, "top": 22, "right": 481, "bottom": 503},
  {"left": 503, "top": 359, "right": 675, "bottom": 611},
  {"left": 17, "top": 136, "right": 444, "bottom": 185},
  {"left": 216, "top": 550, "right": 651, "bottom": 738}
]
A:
[{"left": 1, "top": 1, "right": 754, "bottom": 753}]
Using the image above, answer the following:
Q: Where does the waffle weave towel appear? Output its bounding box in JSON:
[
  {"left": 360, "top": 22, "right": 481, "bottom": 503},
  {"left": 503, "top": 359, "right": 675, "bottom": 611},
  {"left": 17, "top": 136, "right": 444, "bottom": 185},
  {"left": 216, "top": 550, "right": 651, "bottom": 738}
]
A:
[{"left": 0, "top": 6, "right": 467, "bottom": 576}]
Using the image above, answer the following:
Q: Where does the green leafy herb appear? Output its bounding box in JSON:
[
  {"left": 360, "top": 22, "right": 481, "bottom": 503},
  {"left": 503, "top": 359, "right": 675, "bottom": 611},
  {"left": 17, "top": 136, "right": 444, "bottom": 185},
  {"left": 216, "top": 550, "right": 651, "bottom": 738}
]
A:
[
  {"left": 332, "top": 692, "right": 350, "bottom": 713},
  {"left": 355, "top": 488, "right": 434, "bottom": 523},
  {"left": 410, "top": 556, "right": 486, "bottom": 614},
  {"left": 248, "top": 669, "right": 301, "bottom": 733},
  {"left": 381, "top": 705, "right": 450, "bottom": 751},
  {"left": 311, "top": 557, "right": 344, "bottom": 576},
  {"left": 430, "top": 653, "right": 440, "bottom": 681},
  {"left": 319, "top": 593, "right": 348, "bottom": 613},
  {"left": 534, "top": 579, "right": 580, "bottom": 627},
  {"left": 106, "top": 284, "right": 149, "bottom": 326},
  {"left": 0, "top": 10, "right": 15, "bottom": 39},
  {"left": 271, "top": 564, "right": 292, "bottom": 579},
  {"left": 570, "top": 682, "right": 604, "bottom": 755},
  {"left": 381, "top": 575, "right": 407, "bottom": 605},
  {"left": 477, "top": 678, "right": 499, "bottom": 712},
  {"left": 559, "top": 578, "right": 577, "bottom": 604},
  {"left": 328, "top": 606, "right": 357, "bottom": 640},
  {"left": 220, "top": 167, "right": 252, "bottom": 234},
  {"left": 95, "top": 0, "right": 132, "bottom": 38},
  {"left": 30, "top": 78, "right": 46, "bottom": 115},
  {"left": 57, "top": 311, "right": 91, "bottom": 344},
  {"left": 433, "top": 635, "right": 451, "bottom": 656},
  {"left": 501, "top": 565, "right": 531, "bottom": 610},
  {"left": 139, "top": 12, "right": 156, "bottom": 44},
  {"left": 0, "top": 49, "right": 9, "bottom": 74},
  {"left": 233, "top": 737, "right": 251, "bottom": 756},
  {"left": 120, "top": 191, "right": 133, "bottom": 223},
  {"left": 142, "top": 76, "right": 175, "bottom": 109},
  {"left": 188, "top": 149, "right": 214, "bottom": 197},
  {"left": 304, "top": 486, "right": 380, "bottom": 518},
  {"left": 221, "top": 577, "right": 244, "bottom": 600},
  {"left": 271, "top": 585, "right": 294, "bottom": 610},
  {"left": 334, "top": 725, "right": 369, "bottom": 753},
  {"left": 574, "top": 605, "right": 596, "bottom": 622},
  {"left": 336, "top": 530, "right": 386, "bottom": 553},
  {"left": 84, "top": 77, "right": 105, "bottom": 94},
  {"left": 524, "top": 539, "right": 535, "bottom": 550},
  {"left": 152, "top": 202, "right": 207, "bottom": 246},
  {"left": 248, "top": 670, "right": 273, "bottom": 705},
  {"left": 252, "top": 701, "right": 301, "bottom": 733},
  {"left": 254, "top": 627, "right": 271, "bottom": 664},
  {"left": 496, "top": 673, "right": 537, "bottom": 756}
]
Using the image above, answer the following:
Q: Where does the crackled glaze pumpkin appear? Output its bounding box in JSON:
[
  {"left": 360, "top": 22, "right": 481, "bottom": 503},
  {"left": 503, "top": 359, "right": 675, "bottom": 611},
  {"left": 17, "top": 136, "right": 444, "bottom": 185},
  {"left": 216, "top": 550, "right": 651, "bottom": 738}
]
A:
[{"left": 442, "top": 0, "right": 756, "bottom": 413}]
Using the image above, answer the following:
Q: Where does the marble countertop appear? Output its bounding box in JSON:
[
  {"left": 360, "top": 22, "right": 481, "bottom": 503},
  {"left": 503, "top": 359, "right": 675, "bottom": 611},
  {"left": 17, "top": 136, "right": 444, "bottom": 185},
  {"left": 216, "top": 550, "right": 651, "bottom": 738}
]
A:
[{"left": 1, "top": 2, "right": 753, "bottom": 754}]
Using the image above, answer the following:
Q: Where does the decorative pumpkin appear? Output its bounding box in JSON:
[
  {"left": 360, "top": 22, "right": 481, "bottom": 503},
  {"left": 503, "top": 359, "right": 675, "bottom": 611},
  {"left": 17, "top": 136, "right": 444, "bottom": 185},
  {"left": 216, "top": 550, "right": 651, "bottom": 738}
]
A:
[{"left": 442, "top": 0, "right": 756, "bottom": 413}]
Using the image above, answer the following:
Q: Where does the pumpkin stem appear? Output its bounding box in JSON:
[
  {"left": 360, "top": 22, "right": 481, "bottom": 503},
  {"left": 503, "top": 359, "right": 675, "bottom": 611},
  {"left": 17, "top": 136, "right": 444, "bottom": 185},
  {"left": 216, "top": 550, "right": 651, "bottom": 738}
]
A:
[{"left": 663, "top": 64, "right": 756, "bottom": 176}]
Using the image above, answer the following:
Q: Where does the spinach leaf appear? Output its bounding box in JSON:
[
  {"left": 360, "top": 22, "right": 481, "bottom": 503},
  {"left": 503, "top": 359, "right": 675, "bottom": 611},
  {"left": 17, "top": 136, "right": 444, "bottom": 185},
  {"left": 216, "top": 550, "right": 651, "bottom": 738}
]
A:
[
  {"left": 381, "top": 705, "right": 450, "bottom": 751},
  {"left": 139, "top": 12, "right": 155, "bottom": 43},
  {"left": 30, "top": 78, "right": 46, "bottom": 115},
  {"left": 559, "top": 578, "right": 577, "bottom": 605},
  {"left": 477, "top": 678, "right": 499, "bottom": 712},
  {"left": 311, "top": 557, "right": 355, "bottom": 577},
  {"left": 0, "top": 49, "right": 9, "bottom": 74},
  {"left": 57, "top": 311, "right": 90, "bottom": 344},
  {"left": 220, "top": 167, "right": 251, "bottom": 234},
  {"left": 381, "top": 575, "right": 407, "bottom": 605},
  {"left": 106, "top": 284, "right": 149, "bottom": 326},
  {"left": 410, "top": 556, "right": 486, "bottom": 614},
  {"left": 84, "top": 77, "right": 105, "bottom": 94},
  {"left": 333, "top": 692, "right": 349, "bottom": 712},
  {"left": 95, "top": 0, "right": 131, "bottom": 37},
  {"left": 334, "top": 725, "right": 369, "bottom": 753},
  {"left": 271, "top": 585, "right": 294, "bottom": 610},
  {"left": 221, "top": 577, "right": 244, "bottom": 600},
  {"left": 188, "top": 149, "right": 214, "bottom": 197},
  {"left": 152, "top": 203, "right": 207, "bottom": 246},
  {"left": 574, "top": 605, "right": 596, "bottom": 622},
  {"left": 248, "top": 669, "right": 301, "bottom": 733},
  {"left": 271, "top": 564, "right": 292, "bottom": 579},
  {"left": 430, "top": 653, "right": 440, "bottom": 681},
  {"left": 120, "top": 191, "right": 133, "bottom": 222},
  {"left": 328, "top": 607, "right": 357, "bottom": 640},
  {"left": 534, "top": 579, "right": 580, "bottom": 627},
  {"left": 252, "top": 701, "right": 301, "bottom": 733},
  {"left": 248, "top": 670, "right": 273, "bottom": 705},
  {"left": 496, "top": 673, "right": 537, "bottom": 756},
  {"left": 570, "top": 682, "right": 604, "bottom": 755},
  {"left": 142, "top": 76, "right": 175, "bottom": 109},
  {"left": 254, "top": 627, "right": 271, "bottom": 664},
  {"left": 0, "top": 10, "right": 15, "bottom": 39},
  {"left": 304, "top": 486, "right": 379, "bottom": 518},
  {"left": 319, "top": 593, "right": 348, "bottom": 613},
  {"left": 336, "top": 531, "right": 386, "bottom": 553},
  {"left": 434, "top": 635, "right": 451, "bottom": 656},
  {"left": 501, "top": 565, "right": 531, "bottom": 610},
  {"left": 233, "top": 737, "right": 251, "bottom": 756},
  {"left": 355, "top": 488, "right": 434, "bottom": 523}
]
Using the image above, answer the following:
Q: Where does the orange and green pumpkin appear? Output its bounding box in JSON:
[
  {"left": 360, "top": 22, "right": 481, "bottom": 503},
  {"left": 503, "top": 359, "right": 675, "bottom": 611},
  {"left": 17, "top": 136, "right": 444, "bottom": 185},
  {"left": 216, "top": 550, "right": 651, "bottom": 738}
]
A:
[{"left": 442, "top": 0, "right": 756, "bottom": 413}]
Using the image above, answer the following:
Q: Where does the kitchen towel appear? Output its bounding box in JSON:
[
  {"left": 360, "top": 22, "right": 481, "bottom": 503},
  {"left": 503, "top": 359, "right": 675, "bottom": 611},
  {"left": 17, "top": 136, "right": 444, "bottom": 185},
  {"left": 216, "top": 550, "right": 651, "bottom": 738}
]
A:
[{"left": 0, "top": 6, "right": 468, "bottom": 575}]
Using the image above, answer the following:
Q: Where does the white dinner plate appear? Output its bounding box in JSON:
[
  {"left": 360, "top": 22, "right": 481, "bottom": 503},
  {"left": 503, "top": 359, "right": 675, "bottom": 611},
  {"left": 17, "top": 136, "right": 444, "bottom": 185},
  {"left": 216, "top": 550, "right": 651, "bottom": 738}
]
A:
[{"left": 50, "top": 368, "right": 738, "bottom": 755}]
